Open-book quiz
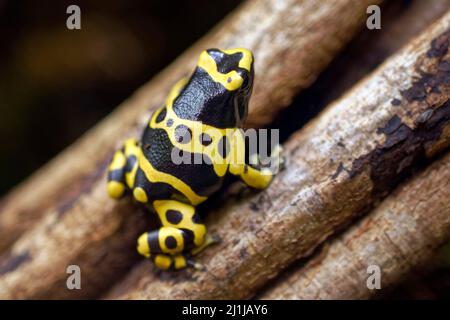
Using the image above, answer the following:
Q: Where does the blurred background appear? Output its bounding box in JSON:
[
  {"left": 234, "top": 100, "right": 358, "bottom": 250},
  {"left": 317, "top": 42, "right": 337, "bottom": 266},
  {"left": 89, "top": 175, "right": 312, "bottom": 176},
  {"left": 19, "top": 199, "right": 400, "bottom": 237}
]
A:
[{"left": 0, "top": 0, "right": 241, "bottom": 196}]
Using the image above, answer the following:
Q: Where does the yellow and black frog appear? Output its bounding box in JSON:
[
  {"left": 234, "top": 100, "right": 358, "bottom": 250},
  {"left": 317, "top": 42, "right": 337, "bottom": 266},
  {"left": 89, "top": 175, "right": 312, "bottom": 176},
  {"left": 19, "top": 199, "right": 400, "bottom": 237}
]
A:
[{"left": 106, "top": 48, "right": 280, "bottom": 270}]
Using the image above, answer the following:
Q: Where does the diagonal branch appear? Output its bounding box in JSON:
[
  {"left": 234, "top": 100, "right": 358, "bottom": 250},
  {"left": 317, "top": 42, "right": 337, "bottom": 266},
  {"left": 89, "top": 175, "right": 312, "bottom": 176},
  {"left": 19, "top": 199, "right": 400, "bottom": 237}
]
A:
[
  {"left": 106, "top": 11, "right": 450, "bottom": 299},
  {"left": 0, "top": 0, "right": 379, "bottom": 299},
  {"left": 260, "top": 151, "right": 450, "bottom": 299}
]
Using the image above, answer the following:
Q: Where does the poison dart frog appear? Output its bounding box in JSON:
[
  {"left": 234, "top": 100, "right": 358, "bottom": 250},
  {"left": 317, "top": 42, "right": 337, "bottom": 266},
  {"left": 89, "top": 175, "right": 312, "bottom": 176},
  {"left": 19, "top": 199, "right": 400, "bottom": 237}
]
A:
[{"left": 106, "top": 48, "right": 281, "bottom": 271}]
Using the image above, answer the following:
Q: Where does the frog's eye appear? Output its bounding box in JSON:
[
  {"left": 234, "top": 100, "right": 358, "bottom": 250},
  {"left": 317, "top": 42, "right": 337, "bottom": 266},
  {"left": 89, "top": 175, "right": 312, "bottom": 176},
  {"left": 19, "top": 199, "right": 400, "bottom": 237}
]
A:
[
  {"left": 238, "top": 68, "right": 253, "bottom": 92},
  {"left": 240, "top": 73, "right": 249, "bottom": 90}
]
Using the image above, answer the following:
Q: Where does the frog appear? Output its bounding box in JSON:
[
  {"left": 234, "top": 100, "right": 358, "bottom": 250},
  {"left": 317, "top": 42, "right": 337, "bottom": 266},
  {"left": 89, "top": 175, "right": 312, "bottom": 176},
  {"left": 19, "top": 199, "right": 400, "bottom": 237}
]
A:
[{"left": 106, "top": 48, "right": 281, "bottom": 271}]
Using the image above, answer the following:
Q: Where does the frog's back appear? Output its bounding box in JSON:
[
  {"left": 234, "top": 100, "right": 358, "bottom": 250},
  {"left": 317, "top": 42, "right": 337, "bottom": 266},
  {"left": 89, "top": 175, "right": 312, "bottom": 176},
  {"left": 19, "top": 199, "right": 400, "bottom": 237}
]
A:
[
  {"left": 133, "top": 48, "right": 253, "bottom": 205},
  {"left": 135, "top": 125, "right": 224, "bottom": 205}
]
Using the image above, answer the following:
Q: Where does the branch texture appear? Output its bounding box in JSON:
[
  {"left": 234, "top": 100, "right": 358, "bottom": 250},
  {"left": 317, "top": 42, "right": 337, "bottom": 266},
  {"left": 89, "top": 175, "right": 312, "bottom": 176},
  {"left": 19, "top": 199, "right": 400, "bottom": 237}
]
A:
[
  {"left": 0, "top": 0, "right": 378, "bottom": 299},
  {"left": 261, "top": 151, "right": 450, "bottom": 299},
  {"left": 106, "top": 12, "right": 450, "bottom": 299}
]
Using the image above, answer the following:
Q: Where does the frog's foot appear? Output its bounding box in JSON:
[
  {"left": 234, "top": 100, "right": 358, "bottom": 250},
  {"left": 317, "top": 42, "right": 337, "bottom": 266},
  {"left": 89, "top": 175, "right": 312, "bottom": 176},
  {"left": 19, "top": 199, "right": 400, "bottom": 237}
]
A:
[
  {"left": 138, "top": 200, "right": 216, "bottom": 271},
  {"left": 106, "top": 138, "right": 140, "bottom": 199},
  {"left": 249, "top": 144, "right": 284, "bottom": 173},
  {"left": 186, "top": 256, "right": 206, "bottom": 271},
  {"left": 190, "top": 234, "right": 221, "bottom": 256},
  {"left": 137, "top": 232, "right": 202, "bottom": 271}
]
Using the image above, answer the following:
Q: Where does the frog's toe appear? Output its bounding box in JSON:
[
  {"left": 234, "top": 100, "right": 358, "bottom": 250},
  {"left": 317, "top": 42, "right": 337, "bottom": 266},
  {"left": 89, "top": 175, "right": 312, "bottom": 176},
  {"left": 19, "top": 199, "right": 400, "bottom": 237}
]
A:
[
  {"left": 210, "top": 233, "right": 222, "bottom": 244},
  {"left": 190, "top": 233, "right": 220, "bottom": 256},
  {"left": 187, "top": 259, "right": 206, "bottom": 271}
]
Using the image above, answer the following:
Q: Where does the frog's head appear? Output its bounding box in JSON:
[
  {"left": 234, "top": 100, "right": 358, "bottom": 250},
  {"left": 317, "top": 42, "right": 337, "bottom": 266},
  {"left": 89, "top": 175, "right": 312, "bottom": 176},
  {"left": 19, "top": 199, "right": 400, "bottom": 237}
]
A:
[{"left": 197, "top": 48, "right": 254, "bottom": 127}]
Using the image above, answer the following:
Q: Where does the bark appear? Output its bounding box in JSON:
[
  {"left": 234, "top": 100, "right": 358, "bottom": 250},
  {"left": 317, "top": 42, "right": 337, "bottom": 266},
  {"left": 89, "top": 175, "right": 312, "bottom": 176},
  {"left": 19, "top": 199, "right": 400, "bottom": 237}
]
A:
[
  {"left": 260, "top": 151, "right": 450, "bottom": 300},
  {"left": 0, "top": 0, "right": 378, "bottom": 299},
  {"left": 106, "top": 12, "right": 450, "bottom": 299},
  {"left": 278, "top": 0, "right": 450, "bottom": 141},
  {"left": 312, "top": 0, "right": 450, "bottom": 109}
]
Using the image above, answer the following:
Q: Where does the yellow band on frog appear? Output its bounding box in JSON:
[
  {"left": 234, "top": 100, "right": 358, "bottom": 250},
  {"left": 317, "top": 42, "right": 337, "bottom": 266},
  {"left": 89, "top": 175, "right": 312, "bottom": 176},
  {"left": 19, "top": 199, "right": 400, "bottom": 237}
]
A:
[{"left": 197, "top": 48, "right": 252, "bottom": 91}]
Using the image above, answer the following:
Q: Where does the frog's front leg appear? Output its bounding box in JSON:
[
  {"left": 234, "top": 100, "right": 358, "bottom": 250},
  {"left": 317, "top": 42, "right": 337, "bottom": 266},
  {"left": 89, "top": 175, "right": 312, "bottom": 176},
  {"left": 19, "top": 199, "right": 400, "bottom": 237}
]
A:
[
  {"left": 106, "top": 138, "right": 140, "bottom": 199},
  {"left": 229, "top": 132, "right": 282, "bottom": 189},
  {"left": 137, "top": 200, "right": 216, "bottom": 270}
]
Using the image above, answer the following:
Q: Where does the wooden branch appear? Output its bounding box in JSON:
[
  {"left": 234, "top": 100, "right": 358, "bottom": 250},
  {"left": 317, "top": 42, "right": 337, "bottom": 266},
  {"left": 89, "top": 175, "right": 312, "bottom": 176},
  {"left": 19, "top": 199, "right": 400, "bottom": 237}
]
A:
[
  {"left": 0, "top": 0, "right": 378, "bottom": 299},
  {"left": 316, "top": 0, "right": 450, "bottom": 107},
  {"left": 106, "top": 12, "right": 450, "bottom": 299},
  {"left": 260, "top": 151, "right": 450, "bottom": 300}
]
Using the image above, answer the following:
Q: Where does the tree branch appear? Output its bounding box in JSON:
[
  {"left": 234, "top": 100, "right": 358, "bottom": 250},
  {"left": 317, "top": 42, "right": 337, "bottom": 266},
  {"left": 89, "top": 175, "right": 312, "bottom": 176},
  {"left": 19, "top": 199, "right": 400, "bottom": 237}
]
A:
[
  {"left": 0, "top": 0, "right": 378, "bottom": 299},
  {"left": 106, "top": 11, "right": 450, "bottom": 299},
  {"left": 260, "top": 151, "right": 450, "bottom": 299}
]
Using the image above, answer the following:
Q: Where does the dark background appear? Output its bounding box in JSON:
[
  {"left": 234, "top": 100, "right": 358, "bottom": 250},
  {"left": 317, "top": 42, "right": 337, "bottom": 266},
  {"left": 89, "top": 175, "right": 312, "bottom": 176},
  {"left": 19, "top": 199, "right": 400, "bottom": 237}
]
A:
[{"left": 0, "top": 0, "right": 241, "bottom": 196}]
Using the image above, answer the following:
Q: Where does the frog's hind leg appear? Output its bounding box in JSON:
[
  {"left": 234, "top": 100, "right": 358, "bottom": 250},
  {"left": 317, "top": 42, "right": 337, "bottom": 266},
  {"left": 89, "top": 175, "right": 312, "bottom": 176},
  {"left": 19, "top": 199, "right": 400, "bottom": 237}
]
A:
[
  {"left": 137, "top": 227, "right": 204, "bottom": 270},
  {"left": 142, "top": 253, "right": 202, "bottom": 271},
  {"left": 137, "top": 200, "right": 218, "bottom": 270},
  {"left": 106, "top": 138, "right": 140, "bottom": 199}
]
